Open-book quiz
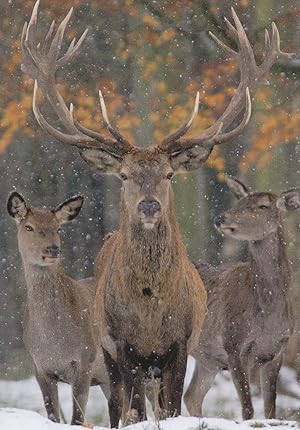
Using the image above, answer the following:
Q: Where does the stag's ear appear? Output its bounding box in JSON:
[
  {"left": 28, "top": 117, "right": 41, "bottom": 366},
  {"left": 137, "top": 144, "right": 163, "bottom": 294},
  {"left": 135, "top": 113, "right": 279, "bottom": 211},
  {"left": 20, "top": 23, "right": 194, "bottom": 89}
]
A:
[
  {"left": 278, "top": 189, "right": 300, "bottom": 211},
  {"left": 170, "top": 145, "right": 213, "bottom": 173},
  {"left": 80, "top": 149, "right": 122, "bottom": 175},
  {"left": 55, "top": 195, "right": 84, "bottom": 225},
  {"left": 7, "top": 192, "right": 29, "bottom": 222},
  {"left": 225, "top": 175, "right": 249, "bottom": 199}
]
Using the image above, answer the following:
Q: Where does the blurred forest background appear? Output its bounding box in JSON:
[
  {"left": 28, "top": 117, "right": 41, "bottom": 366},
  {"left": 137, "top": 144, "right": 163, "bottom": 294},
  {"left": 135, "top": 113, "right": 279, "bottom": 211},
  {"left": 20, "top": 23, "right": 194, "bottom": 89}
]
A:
[{"left": 0, "top": 0, "right": 300, "bottom": 389}]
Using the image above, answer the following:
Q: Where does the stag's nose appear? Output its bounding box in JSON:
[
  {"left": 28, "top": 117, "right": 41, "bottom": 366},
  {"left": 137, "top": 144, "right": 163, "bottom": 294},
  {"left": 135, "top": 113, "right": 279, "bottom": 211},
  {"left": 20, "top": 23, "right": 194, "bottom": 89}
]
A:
[
  {"left": 214, "top": 213, "right": 226, "bottom": 228},
  {"left": 46, "top": 245, "right": 60, "bottom": 258},
  {"left": 138, "top": 199, "right": 161, "bottom": 217}
]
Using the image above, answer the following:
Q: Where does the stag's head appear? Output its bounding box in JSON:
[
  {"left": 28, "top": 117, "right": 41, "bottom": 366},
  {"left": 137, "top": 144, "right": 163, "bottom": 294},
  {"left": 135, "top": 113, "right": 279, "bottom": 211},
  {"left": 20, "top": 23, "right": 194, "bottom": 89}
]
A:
[
  {"left": 215, "top": 175, "right": 300, "bottom": 241},
  {"left": 7, "top": 192, "right": 83, "bottom": 266},
  {"left": 21, "top": 1, "right": 293, "bottom": 230}
]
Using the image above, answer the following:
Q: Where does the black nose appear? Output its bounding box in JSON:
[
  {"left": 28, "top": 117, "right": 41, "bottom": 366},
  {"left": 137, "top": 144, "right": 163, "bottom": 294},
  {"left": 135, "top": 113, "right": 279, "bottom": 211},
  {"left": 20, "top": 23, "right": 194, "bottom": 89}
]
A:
[
  {"left": 214, "top": 214, "right": 226, "bottom": 228},
  {"left": 138, "top": 199, "right": 161, "bottom": 217},
  {"left": 46, "top": 245, "right": 60, "bottom": 258}
]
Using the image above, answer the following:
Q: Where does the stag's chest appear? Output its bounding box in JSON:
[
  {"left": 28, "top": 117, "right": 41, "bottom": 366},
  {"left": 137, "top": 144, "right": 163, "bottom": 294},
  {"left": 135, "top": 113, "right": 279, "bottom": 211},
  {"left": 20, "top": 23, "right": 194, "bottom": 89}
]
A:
[{"left": 105, "top": 276, "right": 190, "bottom": 356}]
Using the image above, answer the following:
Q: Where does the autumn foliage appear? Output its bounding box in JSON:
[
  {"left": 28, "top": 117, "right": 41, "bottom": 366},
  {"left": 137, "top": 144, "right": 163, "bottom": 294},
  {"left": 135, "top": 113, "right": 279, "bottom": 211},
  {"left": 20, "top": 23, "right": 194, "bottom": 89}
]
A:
[{"left": 0, "top": 0, "right": 299, "bottom": 175}]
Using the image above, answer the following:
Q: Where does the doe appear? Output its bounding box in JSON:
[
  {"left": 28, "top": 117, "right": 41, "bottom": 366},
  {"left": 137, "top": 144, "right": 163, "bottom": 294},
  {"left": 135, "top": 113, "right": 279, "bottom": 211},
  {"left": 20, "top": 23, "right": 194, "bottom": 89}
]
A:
[
  {"left": 185, "top": 176, "right": 299, "bottom": 420},
  {"left": 7, "top": 192, "right": 108, "bottom": 425}
]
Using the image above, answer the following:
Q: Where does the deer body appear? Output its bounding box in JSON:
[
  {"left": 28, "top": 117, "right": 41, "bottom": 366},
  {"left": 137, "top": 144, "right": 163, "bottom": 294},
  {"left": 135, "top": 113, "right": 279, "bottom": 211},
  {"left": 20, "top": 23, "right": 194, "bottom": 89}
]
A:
[
  {"left": 8, "top": 193, "right": 109, "bottom": 425},
  {"left": 93, "top": 155, "right": 206, "bottom": 426},
  {"left": 185, "top": 177, "right": 298, "bottom": 420}
]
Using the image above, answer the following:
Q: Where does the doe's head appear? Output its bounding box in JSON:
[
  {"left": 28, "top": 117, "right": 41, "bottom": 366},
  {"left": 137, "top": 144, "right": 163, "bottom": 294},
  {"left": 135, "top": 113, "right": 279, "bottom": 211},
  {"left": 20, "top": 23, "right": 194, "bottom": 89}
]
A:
[
  {"left": 7, "top": 192, "right": 84, "bottom": 266},
  {"left": 214, "top": 175, "right": 300, "bottom": 241}
]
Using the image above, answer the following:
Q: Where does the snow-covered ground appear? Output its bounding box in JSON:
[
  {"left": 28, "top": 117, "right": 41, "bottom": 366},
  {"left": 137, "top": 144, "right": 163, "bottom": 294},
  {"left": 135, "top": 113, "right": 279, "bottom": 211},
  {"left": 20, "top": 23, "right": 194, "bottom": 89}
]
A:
[
  {"left": 0, "top": 409, "right": 298, "bottom": 430},
  {"left": 1, "top": 358, "right": 300, "bottom": 429}
]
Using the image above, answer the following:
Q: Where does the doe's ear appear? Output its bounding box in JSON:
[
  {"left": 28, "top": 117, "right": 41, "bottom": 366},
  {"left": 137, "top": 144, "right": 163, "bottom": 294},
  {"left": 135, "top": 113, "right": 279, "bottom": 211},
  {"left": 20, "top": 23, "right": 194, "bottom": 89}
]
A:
[
  {"left": 278, "top": 189, "right": 300, "bottom": 211},
  {"left": 80, "top": 149, "right": 122, "bottom": 175},
  {"left": 225, "top": 175, "right": 249, "bottom": 199},
  {"left": 7, "top": 192, "right": 29, "bottom": 222},
  {"left": 55, "top": 195, "right": 84, "bottom": 225}
]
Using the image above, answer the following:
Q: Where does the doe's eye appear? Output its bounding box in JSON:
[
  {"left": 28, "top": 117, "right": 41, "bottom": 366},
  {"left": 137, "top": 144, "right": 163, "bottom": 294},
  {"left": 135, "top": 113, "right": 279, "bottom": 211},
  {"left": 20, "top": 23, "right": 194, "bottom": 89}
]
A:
[
  {"left": 120, "top": 173, "right": 128, "bottom": 181},
  {"left": 25, "top": 225, "right": 34, "bottom": 232},
  {"left": 57, "top": 228, "right": 61, "bottom": 234},
  {"left": 259, "top": 205, "right": 268, "bottom": 210},
  {"left": 166, "top": 172, "right": 174, "bottom": 180}
]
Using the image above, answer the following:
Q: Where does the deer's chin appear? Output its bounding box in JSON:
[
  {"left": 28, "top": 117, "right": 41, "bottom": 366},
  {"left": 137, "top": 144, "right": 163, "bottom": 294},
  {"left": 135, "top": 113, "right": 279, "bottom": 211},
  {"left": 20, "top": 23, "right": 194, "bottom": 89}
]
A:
[
  {"left": 140, "top": 217, "right": 159, "bottom": 229},
  {"left": 41, "top": 256, "right": 60, "bottom": 266}
]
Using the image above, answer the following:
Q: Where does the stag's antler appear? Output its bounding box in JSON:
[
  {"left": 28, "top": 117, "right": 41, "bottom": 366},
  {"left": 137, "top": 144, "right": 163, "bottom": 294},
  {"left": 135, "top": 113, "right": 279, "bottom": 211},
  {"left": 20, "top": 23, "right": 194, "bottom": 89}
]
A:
[
  {"left": 21, "top": 0, "right": 132, "bottom": 157},
  {"left": 158, "top": 7, "right": 295, "bottom": 155}
]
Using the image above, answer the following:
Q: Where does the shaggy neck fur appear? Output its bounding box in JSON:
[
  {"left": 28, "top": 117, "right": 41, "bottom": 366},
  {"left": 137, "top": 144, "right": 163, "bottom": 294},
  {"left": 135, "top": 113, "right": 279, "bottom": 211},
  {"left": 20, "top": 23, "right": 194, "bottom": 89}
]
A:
[
  {"left": 249, "top": 222, "right": 290, "bottom": 314},
  {"left": 118, "top": 189, "right": 186, "bottom": 295}
]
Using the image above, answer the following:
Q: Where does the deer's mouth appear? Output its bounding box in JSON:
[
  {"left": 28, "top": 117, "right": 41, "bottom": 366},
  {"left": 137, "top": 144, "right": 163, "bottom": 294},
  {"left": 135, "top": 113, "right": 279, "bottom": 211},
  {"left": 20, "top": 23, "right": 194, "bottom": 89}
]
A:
[
  {"left": 42, "top": 255, "right": 59, "bottom": 263},
  {"left": 218, "top": 226, "right": 236, "bottom": 235}
]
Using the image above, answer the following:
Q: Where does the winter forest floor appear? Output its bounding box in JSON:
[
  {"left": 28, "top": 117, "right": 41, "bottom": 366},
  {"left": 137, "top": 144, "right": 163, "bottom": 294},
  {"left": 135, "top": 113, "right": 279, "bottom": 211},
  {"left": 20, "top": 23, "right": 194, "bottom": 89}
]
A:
[{"left": 1, "top": 358, "right": 300, "bottom": 429}]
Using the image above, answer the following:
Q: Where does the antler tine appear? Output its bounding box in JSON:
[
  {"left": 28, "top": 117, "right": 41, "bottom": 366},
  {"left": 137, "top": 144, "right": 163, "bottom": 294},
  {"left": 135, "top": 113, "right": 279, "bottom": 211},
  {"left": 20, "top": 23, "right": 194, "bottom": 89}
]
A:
[
  {"left": 211, "top": 87, "right": 251, "bottom": 146},
  {"left": 57, "top": 29, "right": 88, "bottom": 68},
  {"left": 32, "top": 81, "right": 82, "bottom": 147},
  {"left": 208, "top": 31, "right": 237, "bottom": 57},
  {"left": 24, "top": 0, "right": 41, "bottom": 67},
  {"left": 48, "top": 7, "right": 73, "bottom": 64},
  {"left": 161, "top": 92, "right": 200, "bottom": 146},
  {"left": 42, "top": 20, "right": 55, "bottom": 55},
  {"left": 98, "top": 90, "right": 131, "bottom": 146},
  {"left": 224, "top": 16, "right": 238, "bottom": 39},
  {"left": 264, "top": 29, "right": 271, "bottom": 54},
  {"left": 231, "top": 7, "right": 256, "bottom": 68}
]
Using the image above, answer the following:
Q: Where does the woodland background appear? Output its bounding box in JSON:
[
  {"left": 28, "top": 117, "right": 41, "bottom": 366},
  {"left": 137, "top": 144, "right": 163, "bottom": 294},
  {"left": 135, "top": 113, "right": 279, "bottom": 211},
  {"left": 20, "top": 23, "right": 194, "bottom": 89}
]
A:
[{"left": 0, "top": 0, "right": 300, "bottom": 398}]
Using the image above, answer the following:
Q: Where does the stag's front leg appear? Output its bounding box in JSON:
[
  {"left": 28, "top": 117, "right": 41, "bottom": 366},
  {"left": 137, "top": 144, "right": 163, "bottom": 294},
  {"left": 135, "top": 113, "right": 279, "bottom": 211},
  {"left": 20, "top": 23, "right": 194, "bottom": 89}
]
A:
[
  {"left": 103, "top": 349, "right": 123, "bottom": 428},
  {"left": 260, "top": 354, "right": 282, "bottom": 419},
  {"left": 228, "top": 355, "right": 254, "bottom": 420},
  {"left": 121, "top": 357, "right": 146, "bottom": 425},
  {"left": 161, "top": 344, "right": 187, "bottom": 418},
  {"left": 71, "top": 365, "right": 92, "bottom": 425}
]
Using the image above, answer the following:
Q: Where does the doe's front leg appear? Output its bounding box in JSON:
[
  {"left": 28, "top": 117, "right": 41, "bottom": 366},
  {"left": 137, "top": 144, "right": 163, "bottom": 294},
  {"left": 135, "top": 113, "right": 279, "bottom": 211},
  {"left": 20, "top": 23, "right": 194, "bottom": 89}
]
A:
[
  {"left": 260, "top": 353, "right": 282, "bottom": 419},
  {"left": 35, "top": 369, "right": 60, "bottom": 423},
  {"left": 71, "top": 365, "right": 92, "bottom": 425}
]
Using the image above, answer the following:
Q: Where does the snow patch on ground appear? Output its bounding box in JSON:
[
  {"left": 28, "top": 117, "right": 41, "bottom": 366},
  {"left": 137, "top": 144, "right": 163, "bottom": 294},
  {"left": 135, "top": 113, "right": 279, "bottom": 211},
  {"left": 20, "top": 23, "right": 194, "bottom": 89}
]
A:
[{"left": 0, "top": 408, "right": 298, "bottom": 430}]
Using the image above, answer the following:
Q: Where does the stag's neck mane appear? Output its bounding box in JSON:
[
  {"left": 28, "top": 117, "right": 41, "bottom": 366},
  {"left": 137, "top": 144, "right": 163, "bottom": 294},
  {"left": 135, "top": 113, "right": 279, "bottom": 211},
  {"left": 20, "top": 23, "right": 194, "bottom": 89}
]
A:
[
  {"left": 118, "top": 189, "right": 186, "bottom": 277},
  {"left": 249, "top": 221, "right": 290, "bottom": 312}
]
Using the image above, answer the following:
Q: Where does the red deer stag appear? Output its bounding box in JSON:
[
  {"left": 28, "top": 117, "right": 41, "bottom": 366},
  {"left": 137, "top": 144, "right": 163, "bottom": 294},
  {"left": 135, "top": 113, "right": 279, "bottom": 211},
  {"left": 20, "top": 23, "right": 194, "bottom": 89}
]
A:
[
  {"left": 7, "top": 192, "right": 109, "bottom": 425},
  {"left": 21, "top": 1, "right": 293, "bottom": 426},
  {"left": 185, "top": 176, "right": 298, "bottom": 420}
]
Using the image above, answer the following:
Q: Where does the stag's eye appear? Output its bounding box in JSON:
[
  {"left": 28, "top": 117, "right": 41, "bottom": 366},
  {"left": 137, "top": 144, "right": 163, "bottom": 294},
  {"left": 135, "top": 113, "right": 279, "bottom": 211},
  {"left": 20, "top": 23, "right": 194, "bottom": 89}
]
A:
[
  {"left": 25, "top": 225, "right": 34, "bottom": 232},
  {"left": 120, "top": 173, "right": 128, "bottom": 181},
  {"left": 166, "top": 172, "right": 174, "bottom": 180},
  {"left": 259, "top": 205, "right": 269, "bottom": 210},
  {"left": 57, "top": 228, "right": 61, "bottom": 234}
]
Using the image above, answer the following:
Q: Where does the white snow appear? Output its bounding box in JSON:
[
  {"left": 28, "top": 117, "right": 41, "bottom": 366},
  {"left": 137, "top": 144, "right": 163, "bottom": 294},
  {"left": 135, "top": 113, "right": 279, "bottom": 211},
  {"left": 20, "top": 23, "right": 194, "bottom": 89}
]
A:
[
  {"left": 0, "top": 358, "right": 300, "bottom": 429},
  {"left": 0, "top": 409, "right": 298, "bottom": 430}
]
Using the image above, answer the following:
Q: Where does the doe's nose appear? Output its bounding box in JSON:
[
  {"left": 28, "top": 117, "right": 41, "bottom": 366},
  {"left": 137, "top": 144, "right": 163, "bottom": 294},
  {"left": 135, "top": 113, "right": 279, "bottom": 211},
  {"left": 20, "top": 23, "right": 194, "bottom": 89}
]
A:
[
  {"left": 138, "top": 199, "right": 161, "bottom": 217},
  {"left": 46, "top": 245, "right": 60, "bottom": 258},
  {"left": 214, "top": 213, "right": 226, "bottom": 228}
]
